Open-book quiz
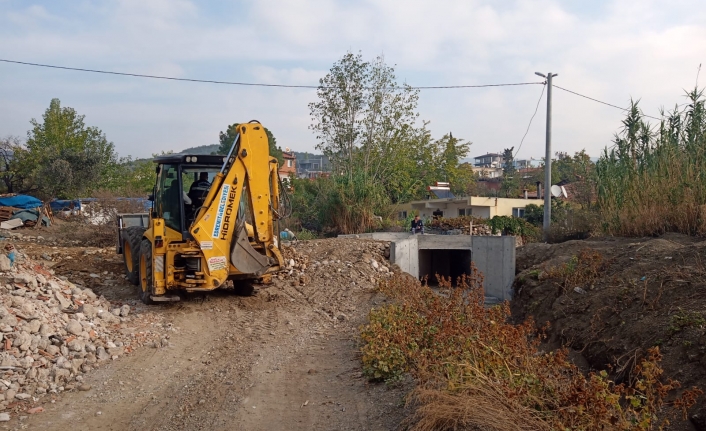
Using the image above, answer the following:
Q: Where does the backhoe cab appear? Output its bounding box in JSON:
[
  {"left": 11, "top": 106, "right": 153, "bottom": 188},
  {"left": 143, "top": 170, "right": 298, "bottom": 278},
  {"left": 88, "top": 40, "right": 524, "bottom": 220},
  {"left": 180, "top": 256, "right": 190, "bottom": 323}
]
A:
[{"left": 117, "top": 122, "right": 284, "bottom": 303}]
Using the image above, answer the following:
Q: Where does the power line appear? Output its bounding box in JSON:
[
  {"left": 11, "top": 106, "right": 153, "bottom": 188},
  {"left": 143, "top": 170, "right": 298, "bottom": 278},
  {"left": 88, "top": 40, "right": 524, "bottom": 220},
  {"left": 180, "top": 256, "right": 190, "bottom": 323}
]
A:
[
  {"left": 553, "top": 84, "right": 662, "bottom": 120},
  {"left": 0, "top": 58, "right": 544, "bottom": 90},
  {"left": 514, "top": 82, "right": 546, "bottom": 158}
]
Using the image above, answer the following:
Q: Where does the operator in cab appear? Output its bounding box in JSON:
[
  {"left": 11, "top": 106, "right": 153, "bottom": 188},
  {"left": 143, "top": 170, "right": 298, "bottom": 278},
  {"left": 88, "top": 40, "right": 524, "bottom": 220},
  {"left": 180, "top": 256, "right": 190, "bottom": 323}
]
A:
[{"left": 188, "top": 172, "right": 211, "bottom": 210}]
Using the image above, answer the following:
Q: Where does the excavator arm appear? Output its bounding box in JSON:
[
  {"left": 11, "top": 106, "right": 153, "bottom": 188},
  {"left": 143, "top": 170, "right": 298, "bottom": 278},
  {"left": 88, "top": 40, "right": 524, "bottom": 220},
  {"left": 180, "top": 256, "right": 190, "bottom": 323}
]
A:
[{"left": 189, "top": 122, "right": 283, "bottom": 288}]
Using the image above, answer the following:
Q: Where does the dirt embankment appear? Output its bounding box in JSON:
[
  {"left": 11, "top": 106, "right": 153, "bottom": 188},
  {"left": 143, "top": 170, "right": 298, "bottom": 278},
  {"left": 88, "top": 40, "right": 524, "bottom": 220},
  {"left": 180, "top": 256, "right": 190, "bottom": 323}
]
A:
[
  {"left": 512, "top": 234, "right": 706, "bottom": 430},
  {"left": 0, "top": 232, "right": 409, "bottom": 431}
]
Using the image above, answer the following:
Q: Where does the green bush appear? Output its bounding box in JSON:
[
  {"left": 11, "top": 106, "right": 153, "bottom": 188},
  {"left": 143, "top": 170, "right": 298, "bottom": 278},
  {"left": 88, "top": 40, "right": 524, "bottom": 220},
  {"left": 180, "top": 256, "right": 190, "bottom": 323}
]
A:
[
  {"left": 487, "top": 216, "right": 540, "bottom": 241},
  {"left": 295, "top": 228, "right": 318, "bottom": 241}
]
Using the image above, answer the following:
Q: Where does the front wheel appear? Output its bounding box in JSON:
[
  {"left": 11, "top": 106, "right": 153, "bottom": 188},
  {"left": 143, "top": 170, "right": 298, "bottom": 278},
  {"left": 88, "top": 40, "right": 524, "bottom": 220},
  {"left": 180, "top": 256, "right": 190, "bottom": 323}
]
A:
[{"left": 139, "top": 239, "right": 155, "bottom": 305}]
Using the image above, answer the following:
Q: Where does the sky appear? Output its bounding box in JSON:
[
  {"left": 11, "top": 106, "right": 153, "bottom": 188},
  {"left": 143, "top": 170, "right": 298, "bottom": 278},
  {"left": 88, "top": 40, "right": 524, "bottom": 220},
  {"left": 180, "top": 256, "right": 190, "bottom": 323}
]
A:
[{"left": 0, "top": 0, "right": 704, "bottom": 160}]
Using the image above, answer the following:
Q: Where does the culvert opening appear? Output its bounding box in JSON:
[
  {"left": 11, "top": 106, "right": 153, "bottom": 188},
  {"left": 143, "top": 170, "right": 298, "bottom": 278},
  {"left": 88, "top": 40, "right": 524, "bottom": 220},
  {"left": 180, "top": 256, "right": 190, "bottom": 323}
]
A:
[{"left": 418, "top": 249, "right": 472, "bottom": 285}]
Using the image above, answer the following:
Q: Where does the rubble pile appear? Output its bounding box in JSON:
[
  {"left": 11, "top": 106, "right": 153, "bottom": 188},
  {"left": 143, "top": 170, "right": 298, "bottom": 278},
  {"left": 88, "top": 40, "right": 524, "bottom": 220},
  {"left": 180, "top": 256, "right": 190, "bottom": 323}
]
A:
[
  {"left": 0, "top": 245, "right": 165, "bottom": 413},
  {"left": 275, "top": 239, "right": 393, "bottom": 324},
  {"left": 279, "top": 240, "right": 393, "bottom": 288},
  {"left": 425, "top": 216, "right": 495, "bottom": 236}
]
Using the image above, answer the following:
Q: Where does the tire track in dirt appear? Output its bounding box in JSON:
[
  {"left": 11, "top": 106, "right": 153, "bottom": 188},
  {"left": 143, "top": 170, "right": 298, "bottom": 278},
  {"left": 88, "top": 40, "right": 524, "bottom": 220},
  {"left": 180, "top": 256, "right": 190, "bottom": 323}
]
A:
[{"left": 19, "top": 238, "right": 408, "bottom": 431}]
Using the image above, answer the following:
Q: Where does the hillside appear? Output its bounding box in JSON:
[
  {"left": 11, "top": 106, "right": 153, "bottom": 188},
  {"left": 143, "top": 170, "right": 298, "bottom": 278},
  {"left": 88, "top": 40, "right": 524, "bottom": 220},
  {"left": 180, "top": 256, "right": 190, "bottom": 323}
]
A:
[{"left": 179, "top": 144, "right": 220, "bottom": 155}]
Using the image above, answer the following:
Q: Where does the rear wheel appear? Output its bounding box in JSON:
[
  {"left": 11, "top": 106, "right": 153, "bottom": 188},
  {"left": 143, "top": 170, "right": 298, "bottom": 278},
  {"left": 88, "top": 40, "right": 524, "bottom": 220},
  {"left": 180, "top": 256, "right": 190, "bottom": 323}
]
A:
[
  {"left": 233, "top": 281, "right": 255, "bottom": 296},
  {"left": 122, "top": 227, "right": 145, "bottom": 285},
  {"left": 139, "top": 239, "right": 155, "bottom": 305}
]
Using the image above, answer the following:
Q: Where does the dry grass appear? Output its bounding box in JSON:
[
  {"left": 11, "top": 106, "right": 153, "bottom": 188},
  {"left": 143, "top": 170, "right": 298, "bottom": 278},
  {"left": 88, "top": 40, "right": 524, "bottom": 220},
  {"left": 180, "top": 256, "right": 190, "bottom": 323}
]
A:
[
  {"left": 408, "top": 384, "right": 551, "bottom": 431},
  {"left": 360, "top": 265, "right": 702, "bottom": 430},
  {"left": 545, "top": 249, "right": 607, "bottom": 290}
]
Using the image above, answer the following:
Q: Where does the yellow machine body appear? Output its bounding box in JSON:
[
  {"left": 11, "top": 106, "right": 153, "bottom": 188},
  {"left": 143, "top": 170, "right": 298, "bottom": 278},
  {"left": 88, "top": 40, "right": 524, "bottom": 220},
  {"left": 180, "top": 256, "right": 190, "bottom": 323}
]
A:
[{"left": 125, "top": 122, "right": 284, "bottom": 300}]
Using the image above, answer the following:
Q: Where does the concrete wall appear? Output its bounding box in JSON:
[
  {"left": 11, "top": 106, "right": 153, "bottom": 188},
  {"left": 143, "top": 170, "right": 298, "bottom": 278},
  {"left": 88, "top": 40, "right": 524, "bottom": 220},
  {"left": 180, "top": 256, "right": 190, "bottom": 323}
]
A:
[
  {"left": 389, "top": 236, "right": 418, "bottom": 277},
  {"left": 418, "top": 235, "right": 473, "bottom": 250},
  {"left": 468, "top": 197, "right": 544, "bottom": 219},
  {"left": 470, "top": 206, "right": 491, "bottom": 218},
  {"left": 337, "top": 232, "right": 516, "bottom": 301},
  {"left": 469, "top": 236, "right": 515, "bottom": 301},
  {"left": 387, "top": 235, "right": 515, "bottom": 301}
]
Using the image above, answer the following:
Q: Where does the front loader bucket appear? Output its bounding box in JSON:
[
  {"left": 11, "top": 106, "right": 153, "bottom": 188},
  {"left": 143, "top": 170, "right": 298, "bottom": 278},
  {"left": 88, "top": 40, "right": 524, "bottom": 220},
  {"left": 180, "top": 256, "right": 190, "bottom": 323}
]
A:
[{"left": 230, "top": 224, "right": 270, "bottom": 276}]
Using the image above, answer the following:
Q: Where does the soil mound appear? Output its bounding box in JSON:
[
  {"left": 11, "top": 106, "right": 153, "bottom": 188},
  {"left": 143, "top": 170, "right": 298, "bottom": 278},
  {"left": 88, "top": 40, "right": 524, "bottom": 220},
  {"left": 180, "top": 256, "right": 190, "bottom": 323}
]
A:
[{"left": 512, "top": 234, "right": 706, "bottom": 430}]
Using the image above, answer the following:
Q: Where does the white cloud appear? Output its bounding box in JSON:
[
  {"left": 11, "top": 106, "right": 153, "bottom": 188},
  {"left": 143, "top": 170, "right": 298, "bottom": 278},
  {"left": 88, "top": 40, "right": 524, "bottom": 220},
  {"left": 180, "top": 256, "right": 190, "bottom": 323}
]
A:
[{"left": 0, "top": 0, "right": 704, "bottom": 161}]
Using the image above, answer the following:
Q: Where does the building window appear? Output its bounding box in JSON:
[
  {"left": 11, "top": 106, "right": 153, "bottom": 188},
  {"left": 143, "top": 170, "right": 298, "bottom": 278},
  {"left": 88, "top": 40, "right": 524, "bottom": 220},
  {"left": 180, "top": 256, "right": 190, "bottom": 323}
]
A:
[
  {"left": 287, "top": 159, "right": 292, "bottom": 167},
  {"left": 512, "top": 207, "right": 525, "bottom": 218},
  {"left": 458, "top": 208, "right": 466, "bottom": 216},
  {"left": 399, "top": 211, "right": 407, "bottom": 219}
]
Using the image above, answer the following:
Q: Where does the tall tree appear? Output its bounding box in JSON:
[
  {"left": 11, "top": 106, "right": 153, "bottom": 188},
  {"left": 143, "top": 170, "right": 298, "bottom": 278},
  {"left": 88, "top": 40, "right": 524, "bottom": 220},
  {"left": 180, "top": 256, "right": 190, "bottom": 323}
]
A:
[
  {"left": 553, "top": 150, "right": 595, "bottom": 208},
  {"left": 309, "top": 52, "right": 420, "bottom": 185},
  {"left": 0, "top": 136, "right": 32, "bottom": 194},
  {"left": 306, "top": 52, "right": 425, "bottom": 233},
  {"left": 553, "top": 150, "right": 594, "bottom": 183},
  {"left": 501, "top": 147, "right": 519, "bottom": 197},
  {"left": 217, "top": 124, "right": 284, "bottom": 166},
  {"left": 23, "top": 99, "right": 118, "bottom": 199},
  {"left": 434, "top": 132, "right": 473, "bottom": 195}
]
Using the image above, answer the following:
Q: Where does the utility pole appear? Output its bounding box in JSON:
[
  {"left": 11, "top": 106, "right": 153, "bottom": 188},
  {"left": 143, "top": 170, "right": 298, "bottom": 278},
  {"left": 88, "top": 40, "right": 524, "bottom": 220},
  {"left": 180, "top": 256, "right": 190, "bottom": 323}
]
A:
[{"left": 535, "top": 71, "right": 557, "bottom": 241}]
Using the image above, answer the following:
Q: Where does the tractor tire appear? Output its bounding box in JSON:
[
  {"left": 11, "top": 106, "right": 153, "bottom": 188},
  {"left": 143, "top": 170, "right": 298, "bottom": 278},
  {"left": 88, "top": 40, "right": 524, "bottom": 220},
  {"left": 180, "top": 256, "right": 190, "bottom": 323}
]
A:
[
  {"left": 122, "top": 226, "right": 145, "bottom": 285},
  {"left": 139, "top": 239, "right": 155, "bottom": 305},
  {"left": 233, "top": 281, "right": 255, "bottom": 296}
]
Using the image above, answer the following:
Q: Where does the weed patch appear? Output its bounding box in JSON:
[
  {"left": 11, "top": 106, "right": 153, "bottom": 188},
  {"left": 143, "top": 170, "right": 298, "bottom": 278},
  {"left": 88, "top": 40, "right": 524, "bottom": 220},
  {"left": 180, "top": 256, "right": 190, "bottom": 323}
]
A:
[
  {"left": 546, "top": 249, "right": 607, "bottom": 289},
  {"left": 360, "top": 266, "right": 701, "bottom": 430},
  {"left": 294, "top": 228, "right": 318, "bottom": 241},
  {"left": 669, "top": 310, "right": 706, "bottom": 334}
]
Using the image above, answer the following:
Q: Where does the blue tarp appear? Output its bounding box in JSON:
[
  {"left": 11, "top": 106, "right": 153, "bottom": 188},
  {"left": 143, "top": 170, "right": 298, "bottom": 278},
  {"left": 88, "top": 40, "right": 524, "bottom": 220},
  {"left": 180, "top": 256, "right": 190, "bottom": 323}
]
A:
[
  {"left": 49, "top": 199, "right": 81, "bottom": 212},
  {"left": 0, "top": 195, "right": 42, "bottom": 209},
  {"left": 10, "top": 209, "right": 50, "bottom": 227}
]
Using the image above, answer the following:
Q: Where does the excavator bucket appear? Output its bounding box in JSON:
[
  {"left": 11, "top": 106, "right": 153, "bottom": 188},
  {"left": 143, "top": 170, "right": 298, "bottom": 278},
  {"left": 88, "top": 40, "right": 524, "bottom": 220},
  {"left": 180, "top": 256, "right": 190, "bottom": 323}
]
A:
[{"left": 230, "top": 223, "right": 270, "bottom": 276}]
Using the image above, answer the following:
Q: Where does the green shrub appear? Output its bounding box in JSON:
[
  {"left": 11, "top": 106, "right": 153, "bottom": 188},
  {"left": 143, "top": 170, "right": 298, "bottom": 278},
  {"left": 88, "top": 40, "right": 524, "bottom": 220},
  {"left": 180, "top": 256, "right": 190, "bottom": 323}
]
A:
[
  {"left": 487, "top": 216, "right": 540, "bottom": 241},
  {"left": 295, "top": 228, "right": 318, "bottom": 241}
]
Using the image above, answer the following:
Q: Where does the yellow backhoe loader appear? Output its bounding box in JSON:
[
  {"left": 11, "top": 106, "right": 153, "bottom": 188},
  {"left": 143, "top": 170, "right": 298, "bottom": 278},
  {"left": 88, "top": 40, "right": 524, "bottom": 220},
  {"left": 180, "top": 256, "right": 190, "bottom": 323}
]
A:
[{"left": 116, "top": 121, "right": 284, "bottom": 303}]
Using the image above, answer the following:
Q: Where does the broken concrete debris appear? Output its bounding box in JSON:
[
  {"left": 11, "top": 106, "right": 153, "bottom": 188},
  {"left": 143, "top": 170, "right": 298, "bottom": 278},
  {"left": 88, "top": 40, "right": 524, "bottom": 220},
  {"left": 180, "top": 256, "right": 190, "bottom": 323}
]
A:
[
  {"left": 278, "top": 240, "right": 393, "bottom": 323},
  {"left": 0, "top": 220, "right": 23, "bottom": 231},
  {"left": 0, "top": 244, "right": 164, "bottom": 418}
]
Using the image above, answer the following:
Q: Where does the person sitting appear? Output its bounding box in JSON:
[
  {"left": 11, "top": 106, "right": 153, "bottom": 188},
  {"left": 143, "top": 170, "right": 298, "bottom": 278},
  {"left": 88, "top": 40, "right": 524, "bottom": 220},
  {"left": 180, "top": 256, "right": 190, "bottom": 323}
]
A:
[
  {"left": 188, "top": 172, "right": 211, "bottom": 212},
  {"left": 411, "top": 215, "right": 424, "bottom": 234}
]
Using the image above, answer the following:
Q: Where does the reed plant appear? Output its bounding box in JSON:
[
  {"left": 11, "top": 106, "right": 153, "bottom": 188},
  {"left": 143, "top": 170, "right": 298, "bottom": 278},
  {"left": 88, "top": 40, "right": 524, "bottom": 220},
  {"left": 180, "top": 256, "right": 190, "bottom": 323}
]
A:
[{"left": 597, "top": 88, "right": 706, "bottom": 236}]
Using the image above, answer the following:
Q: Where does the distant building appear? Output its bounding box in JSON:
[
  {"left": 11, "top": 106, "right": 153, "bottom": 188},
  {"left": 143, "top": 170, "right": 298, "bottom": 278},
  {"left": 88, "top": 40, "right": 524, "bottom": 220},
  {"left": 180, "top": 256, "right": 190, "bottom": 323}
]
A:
[
  {"left": 278, "top": 150, "right": 296, "bottom": 180},
  {"left": 296, "top": 153, "right": 330, "bottom": 179},
  {"left": 473, "top": 153, "right": 504, "bottom": 168},
  {"left": 397, "top": 195, "right": 543, "bottom": 220},
  {"left": 471, "top": 166, "right": 503, "bottom": 179},
  {"left": 395, "top": 180, "right": 543, "bottom": 220},
  {"left": 514, "top": 158, "right": 543, "bottom": 169}
]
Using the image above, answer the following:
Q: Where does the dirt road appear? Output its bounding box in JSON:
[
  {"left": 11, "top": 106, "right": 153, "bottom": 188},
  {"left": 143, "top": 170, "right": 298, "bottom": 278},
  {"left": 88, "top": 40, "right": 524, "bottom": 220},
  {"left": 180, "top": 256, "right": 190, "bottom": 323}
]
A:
[{"left": 9, "top": 237, "right": 407, "bottom": 431}]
